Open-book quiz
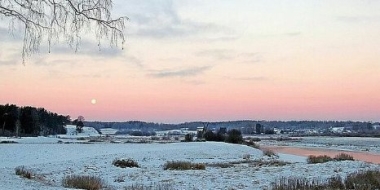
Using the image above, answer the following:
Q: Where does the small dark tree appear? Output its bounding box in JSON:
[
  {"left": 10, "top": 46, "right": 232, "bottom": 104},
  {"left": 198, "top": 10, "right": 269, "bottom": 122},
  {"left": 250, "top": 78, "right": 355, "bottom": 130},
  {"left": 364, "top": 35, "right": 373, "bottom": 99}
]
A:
[
  {"left": 226, "top": 129, "right": 243, "bottom": 144},
  {"left": 256, "top": 124, "right": 263, "bottom": 134},
  {"left": 76, "top": 121, "right": 84, "bottom": 133},
  {"left": 204, "top": 130, "right": 216, "bottom": 141},
  {"left": 215, "top": 130, "right": 226, "bottom": 142},
  {"left": 264, "top": 128, "right": 275, "bottom": 134},
  {"left": 184, "top": 133, "right": 193, "bottom": 142},
  {"left": 75, "top": 116, "right": 85, "bottom": 133}
]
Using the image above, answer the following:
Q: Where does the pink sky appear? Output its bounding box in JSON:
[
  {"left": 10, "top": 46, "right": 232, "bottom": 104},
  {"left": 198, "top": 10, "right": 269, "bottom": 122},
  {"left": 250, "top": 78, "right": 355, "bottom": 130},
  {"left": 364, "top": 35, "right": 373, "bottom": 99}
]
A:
[{"left": 1, "top": 0, "right": 380, "bottom": 123}]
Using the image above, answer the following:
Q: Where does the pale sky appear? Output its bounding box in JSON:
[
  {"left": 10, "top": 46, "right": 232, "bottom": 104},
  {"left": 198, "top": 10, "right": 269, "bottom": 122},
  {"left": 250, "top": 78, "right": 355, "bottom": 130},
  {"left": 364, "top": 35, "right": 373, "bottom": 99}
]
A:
[{"left": 1, "top": 0, "right": 380, "bottom": 123}]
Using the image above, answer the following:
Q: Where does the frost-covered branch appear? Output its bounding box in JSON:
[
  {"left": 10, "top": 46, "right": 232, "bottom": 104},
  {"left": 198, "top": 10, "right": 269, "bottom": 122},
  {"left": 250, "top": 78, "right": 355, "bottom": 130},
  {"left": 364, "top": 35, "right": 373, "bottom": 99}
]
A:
[{"left": 0, "top": 0, "right": 128, "bottom": 63}]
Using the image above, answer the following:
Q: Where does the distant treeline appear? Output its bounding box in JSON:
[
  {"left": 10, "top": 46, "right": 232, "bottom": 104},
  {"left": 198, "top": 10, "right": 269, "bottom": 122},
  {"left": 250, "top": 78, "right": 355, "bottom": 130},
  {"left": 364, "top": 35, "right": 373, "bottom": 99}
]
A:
[
  {"left": 85, "top": 120, "right": 378, "bottom": 134},
  {"left": 0, "top": 104, "right": 70, "bottom": 136}
]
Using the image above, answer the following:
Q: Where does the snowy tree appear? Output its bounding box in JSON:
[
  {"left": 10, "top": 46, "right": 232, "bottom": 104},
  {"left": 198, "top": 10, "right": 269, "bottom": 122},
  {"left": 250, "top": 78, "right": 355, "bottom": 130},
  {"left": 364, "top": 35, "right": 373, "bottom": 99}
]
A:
[{"left": 0, "top": 0, "right": 127, "bottom": 62}]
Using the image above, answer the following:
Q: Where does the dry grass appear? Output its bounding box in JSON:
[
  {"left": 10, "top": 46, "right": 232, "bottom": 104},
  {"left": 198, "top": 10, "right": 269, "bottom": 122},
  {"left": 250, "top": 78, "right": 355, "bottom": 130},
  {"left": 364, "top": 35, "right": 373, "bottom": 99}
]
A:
[
  {"left": 334, "top": 153, "right": 354, "bottom": 161},
  {"left": 113, "top": 158, "right": 140, "bottom": 168},
  {"left": 271, "top": 170, "right": 380, "bottom": 190},
  {"left": 124, "top": 182, "right": 175, "bottom": 190},
  {"left": 345, "top": 170, "right": 380, "bottom": 189},
  {"left": 62, "top": 175, "right": 105, "bottom": 190},
  {"left": 262, "top": 149, "right": 278, "bottom": 157},
  {"left": 307, "top": 155, "right": 333, "bottom": 164},
  {"left": 206, "top": 162, "right": 234, "bottom": 168},
  {"left": 163, "top": 161, "right": 206, "bottom": 170},
  {"left": 209, "top": 159, "right": 290, "bottom": 168},
  {"left": 307, "top": 153, "right": 354, "bottom": 164},
  {"left": 250, "top": 159, "right": 289, "bottom": 167},
  {"left": 15, "top": 166, "right": 33, "bottom": 179},
  {"left": 244, "top": 140, "right": 260, "bottom": 149},
  {"left": 271, "top": 176, "right": 344, "bottom": 190}
]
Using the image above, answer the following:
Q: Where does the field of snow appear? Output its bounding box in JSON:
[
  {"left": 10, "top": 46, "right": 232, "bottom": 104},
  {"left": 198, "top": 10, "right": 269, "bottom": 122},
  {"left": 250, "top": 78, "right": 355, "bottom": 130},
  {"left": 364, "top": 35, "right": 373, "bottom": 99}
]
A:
[
  {"left": 1, "top": 137, "right": 380, "bottom": 189},
  {"left": 259, "top": 136, "right": 380, "bottom": 153}
]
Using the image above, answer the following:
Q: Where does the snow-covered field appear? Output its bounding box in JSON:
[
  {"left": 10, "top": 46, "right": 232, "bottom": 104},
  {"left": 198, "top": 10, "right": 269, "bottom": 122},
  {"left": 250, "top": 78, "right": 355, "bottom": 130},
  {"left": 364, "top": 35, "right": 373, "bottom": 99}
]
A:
[
  {"left": 259, "top": 136, "right": 380, "bottom": 153},
  {"left": 1, "top": 137, "right": 380, "bottom": 190}
]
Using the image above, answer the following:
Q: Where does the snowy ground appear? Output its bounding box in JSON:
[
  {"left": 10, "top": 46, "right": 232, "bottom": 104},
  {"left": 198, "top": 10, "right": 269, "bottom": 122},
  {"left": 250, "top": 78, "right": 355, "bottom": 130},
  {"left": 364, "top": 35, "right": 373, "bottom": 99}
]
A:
[
  {"left": 259, "top": 136, "right": 380, "bottom": 153},
  {"left": 1, "top": 137, "right": 380, "bottom": 190}
]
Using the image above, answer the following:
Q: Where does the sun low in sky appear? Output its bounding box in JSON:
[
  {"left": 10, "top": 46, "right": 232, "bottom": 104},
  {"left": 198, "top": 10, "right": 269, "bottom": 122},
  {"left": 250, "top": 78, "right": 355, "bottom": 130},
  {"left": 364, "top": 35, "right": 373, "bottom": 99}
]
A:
[{"left": 1, "top": 0, "right": 379, "bottom": 123}]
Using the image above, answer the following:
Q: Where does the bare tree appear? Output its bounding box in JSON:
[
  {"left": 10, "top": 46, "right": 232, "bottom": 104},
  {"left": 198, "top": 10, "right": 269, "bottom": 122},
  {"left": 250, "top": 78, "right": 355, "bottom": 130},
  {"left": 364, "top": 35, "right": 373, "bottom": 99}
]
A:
[{"left": 0, "top": 0, "right": 127, "bottom": 62}]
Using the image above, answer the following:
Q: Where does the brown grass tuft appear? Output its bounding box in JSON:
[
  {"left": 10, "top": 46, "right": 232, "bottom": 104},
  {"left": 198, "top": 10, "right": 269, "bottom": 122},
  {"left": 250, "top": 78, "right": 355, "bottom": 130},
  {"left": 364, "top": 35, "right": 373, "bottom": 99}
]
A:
[
  {"left": 62, "top": 175, "right": 105, "bottom": 190},
  {"left": 163, "top": 161, "right": 205, "bottom": 170}
]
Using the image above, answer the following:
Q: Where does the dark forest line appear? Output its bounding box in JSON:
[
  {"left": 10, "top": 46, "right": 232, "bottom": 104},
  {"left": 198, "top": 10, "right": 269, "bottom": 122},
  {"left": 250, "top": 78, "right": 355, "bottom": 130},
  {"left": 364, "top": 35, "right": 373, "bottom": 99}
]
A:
[{"left": 0, "top": 104, "right": 70, "bottom": 137}]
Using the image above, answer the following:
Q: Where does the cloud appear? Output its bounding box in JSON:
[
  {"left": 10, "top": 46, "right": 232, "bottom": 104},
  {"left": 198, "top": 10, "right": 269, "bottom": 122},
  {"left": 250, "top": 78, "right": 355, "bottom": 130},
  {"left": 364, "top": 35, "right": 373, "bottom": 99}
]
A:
[
  {"left": 195, "top": 49, "right": 234, "bottom": 61},
  {"left": 0, "top": 59, "right": 17, "bottom": 65},
  {"left": 125, "top": 55, "right": 143, "bottom": 68},
  {"left": 47, "top": 40, "right": 123, "bottom": 58},
  {"left": 238, "top": 52, "right": 263, "bottom": 64},
  {"left": 195, "top": 50, "right": 264, "bottom": 64},
  {"left": 181, "top": 80, "right": 205, "bottom": 85},
  {"left": 226, "top": 76, "right": 268, "bottom": 81},
  {"left": 0, "top": 26, "right": 23, "bottom": 42},
  {"left": 0, "top": 50, "right": 20, "bottom": 66},
  {"left": 148, "top": 66, "right": 211, "bottom": 78},
  {"left": 32, "top": 57, "right": 79, "bottom": 67},
  {"left": 285, "top": 32, "right": 301, "bottom": 37},
  {"left": 336, "top": 16, "right": 380, "bottom": 23},
  {"left": 125, "top": 1, "right": 234, "bottom": 40}
]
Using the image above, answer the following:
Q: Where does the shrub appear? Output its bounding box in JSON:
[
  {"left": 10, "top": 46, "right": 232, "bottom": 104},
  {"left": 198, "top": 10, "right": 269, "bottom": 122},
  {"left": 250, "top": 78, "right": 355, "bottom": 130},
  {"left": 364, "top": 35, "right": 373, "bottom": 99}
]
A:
[
  {"left": 249, "top": 137, "right": 261, "bottom": 142},
  {"left": 271, "top": 170, "right": 380, "bottom": 190},
  {"left": 62, "top": 175, "right": 105, "bottom": 190},
  {"left": 244, "top": 140, "right": 260, "bottom": 149},
  {"left": 249, "top": 159, "right": 289, "bottom": 167},
  {"left": 271, "top": 176, "right": 318, "bottom": 190},
  {"left": 203, "top": 130, "right": 216, "bottom": 141},
  {"left": 124, "top": 182, "right": 175, "bottom": 190},
  {"left": 262, "top": 149, "right": 278, "bottom": 157},
  {"left": 113, "top": 158, "right": 139, "bottom": 168},
  {"left": 244, "top": 139, "right": 255, "bottom": 145},
  {"left": 307, "top": 155, "right": 333, "bottom": 164},
  {"left": 206, "top": 162, "right": 234, "bottom": 168},
  {"left": 271, "top": 176, "right": 344, "bottom": 190},
  {"left": 163, "top": 161, "right": 205, "bottom": 170},
  {"left": 225, "top": 129, "right": 243, "bottom": 144},
  {"left": 0, "top": 140, "right": 18, "bottom": 144},
  {"left": 334, "top": 153, "right": 354, "bottom": 161},
  {"left": 328, "top": 175, "right": 345, "bottom": 189},
  {"left": 345, "top": 170, "right": 380, "bottom": 189},
  {"left": 184, "top": 133, "right": 193, "bottom": 142},
  {"left": 15, "top": 166, "right": 33, "bottom": 179},
  {"left": 150, "top": 136, "right": 160, "bottom": 141}
]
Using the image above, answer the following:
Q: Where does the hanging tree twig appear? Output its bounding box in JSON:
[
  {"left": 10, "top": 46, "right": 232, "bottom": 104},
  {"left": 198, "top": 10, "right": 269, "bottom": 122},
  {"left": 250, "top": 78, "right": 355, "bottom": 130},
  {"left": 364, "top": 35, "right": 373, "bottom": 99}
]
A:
[{"left": 0, "top": 0, "right": 128, "bottom": 63}]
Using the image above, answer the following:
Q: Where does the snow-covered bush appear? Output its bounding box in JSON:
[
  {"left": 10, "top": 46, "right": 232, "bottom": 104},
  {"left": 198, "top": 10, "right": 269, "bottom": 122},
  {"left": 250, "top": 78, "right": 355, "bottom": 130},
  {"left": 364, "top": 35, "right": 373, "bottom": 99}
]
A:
[
  {"left": 164, "top": 161, "right": 205, "bottom": 170},
  {"left": 125, "top": 182, "right": 175, "bottom": 190},
  {"left": 262, "top": 149, "right": 278, "bottom": 158},
  {"left": 15, "top": 166, "right": 33, "bottom": 179},
  {"left": 113, "top": 158, "right": 139, "bottom": 168}
]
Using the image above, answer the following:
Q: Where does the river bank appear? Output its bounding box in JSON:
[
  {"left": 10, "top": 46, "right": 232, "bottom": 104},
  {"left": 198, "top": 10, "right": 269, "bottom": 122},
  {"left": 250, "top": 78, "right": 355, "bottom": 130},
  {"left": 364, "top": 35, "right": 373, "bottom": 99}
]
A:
[{"left": 263, "top": 145, "right": 380, "bottom": 164}]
